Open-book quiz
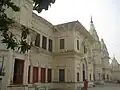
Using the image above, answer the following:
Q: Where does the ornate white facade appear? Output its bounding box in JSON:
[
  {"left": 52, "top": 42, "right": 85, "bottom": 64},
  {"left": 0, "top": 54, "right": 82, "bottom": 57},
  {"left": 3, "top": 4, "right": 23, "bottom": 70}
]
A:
[
  {"left": 0, "top": 0, "right": 120, "bottom": 90},
  {"left": 111, "top": 57, "right": 120, "bottom": 81}
]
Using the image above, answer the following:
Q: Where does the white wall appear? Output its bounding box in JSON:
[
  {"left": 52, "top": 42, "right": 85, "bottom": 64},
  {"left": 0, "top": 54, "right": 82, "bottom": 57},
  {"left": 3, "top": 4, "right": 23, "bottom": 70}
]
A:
[
  {"left": 54, "top": 29, "right": 74, "bottom": 53},
  {"left": 111, "top": 71, "right": 120, "bottom": 80},
  {"left": 53, "top": 55, "right": 75, "bottom": 82}
]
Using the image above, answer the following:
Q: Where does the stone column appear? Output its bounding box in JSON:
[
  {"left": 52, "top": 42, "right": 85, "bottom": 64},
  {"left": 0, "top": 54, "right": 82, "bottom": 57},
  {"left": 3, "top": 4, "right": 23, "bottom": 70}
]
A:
[
  {"left": 40, "top": 35, "right": 42, "bottom": 48},
  {"left": 1, "top": 51, "right": 14, "bottom": 90},
  {"left": 23, "top": 54, "right": 29, "bottom": 85},
  {"left": 47, "top": 37, "right": 49, "bottom": 51}
]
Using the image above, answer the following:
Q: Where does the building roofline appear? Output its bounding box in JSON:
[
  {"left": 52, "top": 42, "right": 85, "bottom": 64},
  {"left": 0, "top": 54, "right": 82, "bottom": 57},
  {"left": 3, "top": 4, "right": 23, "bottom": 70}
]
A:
[
  {"left": 32, "top": 12, "right": 53, "bottom": 28},
  {"left": 54, "top": 20, "right": 78, "bottom": 26},
  {"left": 76, "top": 21, "right": 96, "bottom": 43}
]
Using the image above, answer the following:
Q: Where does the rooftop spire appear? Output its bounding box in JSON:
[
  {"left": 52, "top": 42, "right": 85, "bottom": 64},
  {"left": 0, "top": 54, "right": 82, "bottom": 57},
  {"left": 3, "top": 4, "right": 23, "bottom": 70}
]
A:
[
  {"left": 113, "top": 54, "right": 115, "bottom": 60},
  {"left": 89, "top": 16, "right": 99, "bottom": 41},
  {"left": 101, "top": 38, "right": 109, "bottom": 57},
  {"left": 90, "top": 16, "right": 93, "bottom": 23},
  {"left": 111, "top": 55, "right": 119, "bottom": 66}
]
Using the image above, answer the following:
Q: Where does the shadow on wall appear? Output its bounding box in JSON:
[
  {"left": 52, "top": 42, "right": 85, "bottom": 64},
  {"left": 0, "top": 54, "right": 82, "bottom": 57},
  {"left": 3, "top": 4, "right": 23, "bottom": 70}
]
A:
[
  {"left": 0, "top": 79, "right": 1, "bottom": 90},
  {"left": 117, "top": 80, "right": 120, "bottom": 83}
]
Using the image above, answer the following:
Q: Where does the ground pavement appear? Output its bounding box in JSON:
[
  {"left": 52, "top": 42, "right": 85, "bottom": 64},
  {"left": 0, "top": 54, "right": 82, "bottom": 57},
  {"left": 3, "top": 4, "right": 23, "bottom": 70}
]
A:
[{"left": 88, "top": 83, "right": 120, "bottom": 90}]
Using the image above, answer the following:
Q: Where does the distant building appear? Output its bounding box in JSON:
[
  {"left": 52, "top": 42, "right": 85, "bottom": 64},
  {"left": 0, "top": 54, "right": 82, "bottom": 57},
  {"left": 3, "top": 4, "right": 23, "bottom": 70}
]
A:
[{"left": 0, "top": 0, "right": 120, "bottom": 90}]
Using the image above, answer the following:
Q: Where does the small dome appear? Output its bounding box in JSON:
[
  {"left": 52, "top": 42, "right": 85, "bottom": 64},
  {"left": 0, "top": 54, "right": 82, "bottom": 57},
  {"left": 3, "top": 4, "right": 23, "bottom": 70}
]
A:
[{"left": 111, "top": 56, "right": 119, "bottom": 66}]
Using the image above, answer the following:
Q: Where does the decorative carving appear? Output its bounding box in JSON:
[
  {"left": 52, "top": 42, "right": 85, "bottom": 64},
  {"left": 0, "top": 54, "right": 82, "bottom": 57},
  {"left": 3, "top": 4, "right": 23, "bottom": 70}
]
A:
[
  {"left": 24, "top": 4, "right": 29, "bottom": 10},
  {"left": 76, "top": 31, "right": 80, "bottom": 36}
]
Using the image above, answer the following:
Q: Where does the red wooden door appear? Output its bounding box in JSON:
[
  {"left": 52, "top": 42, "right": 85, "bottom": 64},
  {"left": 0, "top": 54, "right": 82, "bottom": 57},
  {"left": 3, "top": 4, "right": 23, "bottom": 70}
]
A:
[
  {"left": 41, "top": 68, "right": 46, "bottom": 83},
  {"left": 33, "top": 67, "right": 38, "bottom": 83},
  {"left": 13, "top": 59, "right": 24, "bottom": 84}
]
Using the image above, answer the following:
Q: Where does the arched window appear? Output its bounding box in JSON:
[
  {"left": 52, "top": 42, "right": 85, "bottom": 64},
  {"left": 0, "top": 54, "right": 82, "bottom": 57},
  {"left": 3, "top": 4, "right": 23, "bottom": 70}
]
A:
[
  {"left": 77, "top": 72, "right": 79, "bottom": 81},
  {"left": 93, "top": 74, "right": 95, "bottom": 81},
  {"left": 35, "top": 33, "right": 40, "bottom": 47},
  {"left": 102, "top": 74, "right": 105, "bottom": 80},
  {"left": 82, "top": 64, "right": 85, "bottom": 71},
  {"left": 98, "top": 73, "right": 100, "bottom": 80},
  {"left": 107, "top": 74, "right": 109, "bottom": 80},
  {"left": 89, "top": 74, "right": 91, "bottom": 81},
  {"left": 84, "top": 45, "right": 87, "bottom": 53}
]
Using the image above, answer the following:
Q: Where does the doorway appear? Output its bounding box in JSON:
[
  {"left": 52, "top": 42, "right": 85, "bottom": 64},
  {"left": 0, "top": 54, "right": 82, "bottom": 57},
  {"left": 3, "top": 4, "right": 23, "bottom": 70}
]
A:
[
  {"left": 41, "top": 68, "right": 46, "bottom": 83},
  {"left": 82, "top": 64, "right": 85, "bottom": 81},
  {"left": 59, "top": 69, "right": 65, "bottom": 82},
  {"left": 13, "top": 59, "right": 24, "bottom": 84}
]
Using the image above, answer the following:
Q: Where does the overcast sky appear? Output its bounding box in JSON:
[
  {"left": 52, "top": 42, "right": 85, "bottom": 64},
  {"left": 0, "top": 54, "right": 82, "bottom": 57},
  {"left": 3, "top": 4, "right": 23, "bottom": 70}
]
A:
[{"left": 36, "top": 0, "right": 120, "bottom": 63}]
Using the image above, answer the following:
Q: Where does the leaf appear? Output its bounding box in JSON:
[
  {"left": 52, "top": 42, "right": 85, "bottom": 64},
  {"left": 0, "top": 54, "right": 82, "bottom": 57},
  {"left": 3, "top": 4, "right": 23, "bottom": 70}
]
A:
[
  {"left": 33, "top": 0, "right": 56, "bottom": 13},
  {"left": 21, "top": 25, "right": 29, "bottom": 40},
  {"left": 0, "top": 0, "right": 55, "bottom": 53}
]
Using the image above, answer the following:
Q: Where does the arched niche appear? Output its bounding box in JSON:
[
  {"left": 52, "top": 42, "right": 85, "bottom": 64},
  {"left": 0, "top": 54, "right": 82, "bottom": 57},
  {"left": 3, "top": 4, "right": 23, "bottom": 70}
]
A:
[
  {"left": 93, "top": 41, "right": 101, "bottom": 50},
  {"left": 80, "top": 38, "right": 92, "bottom": 57},
  {"left": 81, "top": 58, "right": 88, "bottom": 81}
]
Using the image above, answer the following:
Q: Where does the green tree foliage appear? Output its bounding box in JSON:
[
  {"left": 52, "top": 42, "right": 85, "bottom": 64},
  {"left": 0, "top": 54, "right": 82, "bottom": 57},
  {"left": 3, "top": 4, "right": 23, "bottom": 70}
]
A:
[
  {"left": 0, "top": 0, "right": 55, "bottom": 53},
  {"left": 33, "top": 0, "right": 55, "bottom": 13}
]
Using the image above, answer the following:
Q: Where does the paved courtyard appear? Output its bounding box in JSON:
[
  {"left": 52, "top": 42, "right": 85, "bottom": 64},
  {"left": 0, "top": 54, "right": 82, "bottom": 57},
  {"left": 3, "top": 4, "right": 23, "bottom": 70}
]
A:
[{"left": 88, "top": 83, "right": 120, "bottom": 90}]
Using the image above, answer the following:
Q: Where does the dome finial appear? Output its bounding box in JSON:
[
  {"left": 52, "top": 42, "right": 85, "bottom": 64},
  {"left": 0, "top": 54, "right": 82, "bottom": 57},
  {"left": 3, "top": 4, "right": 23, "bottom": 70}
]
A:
[
  {"left": 90, "top": 16, "right": 93, "bottom": 23},
  {"left": 113, "top": 54, "right": 116, "bottom": 59}
]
